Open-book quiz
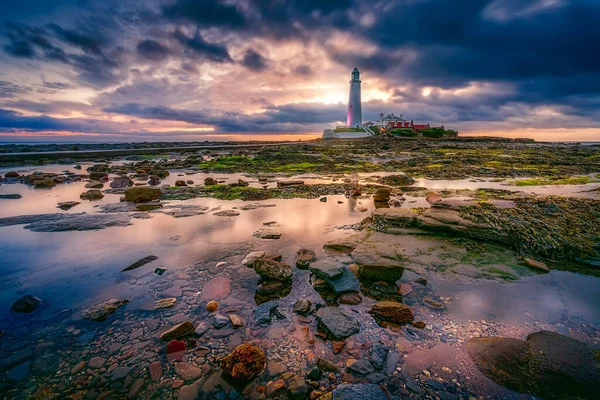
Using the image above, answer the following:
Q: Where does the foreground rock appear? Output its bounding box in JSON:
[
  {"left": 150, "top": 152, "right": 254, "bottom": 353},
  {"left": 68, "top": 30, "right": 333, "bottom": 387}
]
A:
[
  {"left": 253, "top": 259, "right": 293, "bottom": 282},
  {"left": 121, "top": 255, "right": 158, "bottom": 272},
  {"left": 242, "top": 251, "right": 266, "bottom": 267},
  {"left": 295, "top": 248, "right": 317, "bottom": 269},
  {"left": 83, "top": 299, "right": 129, "bottom": 321},
  {"left": 124, "top": 187, "right": 161, "bottom": 203},
  {"left": 315, "top": 307, "right": 360, "bottom": 339},
  {"left": 523, "top": 258, "right": 549, "bottom": 272},
  {"left": 369, "top": 301, "right": 414, "bottom": 325},
  {"left": 160, "top": 321, "right": 195, "bottom": 340},
  {"left": 57, "top": 201, "right": 80, "bottom": 210},
  {"left": 12, "top": 295, "right": 42, "bottom": 313},
  {"left": 0, "top": 194, "right": 22, "bottom": 199},
  {"left": 467, "top": 331, "right": 600, "bottom": 399},
  {"left": 221, "top": 343, "right": 266, "bottom": 381},
  {"left": 0, "top": 213, "right": 132, "bottom": 232}
]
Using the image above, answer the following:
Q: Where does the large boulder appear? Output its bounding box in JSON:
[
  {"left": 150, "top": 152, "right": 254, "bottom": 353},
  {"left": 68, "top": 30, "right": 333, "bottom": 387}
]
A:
[
  {"left": 204, "top": 177, "right": 218, "bottom": 186},
  {"left": 253, "top": 259, "right": 293, "bottom": 282},
  {"left": 124, "top": 187, "right": 161, "bottom": 203},
  {"left": 369, "top": 301, "right": 414, "bottom": 325},
  {"left": 467, "top": 331, "right": 600, "bottom": 399},
  {"left": 12, "top": 295, "right": 42, "bottom": 313},
  {"left": 373, "top": 187, "right": 391, "bottom": 202},
  {"left": 315, "top": 307, "right": 360, "bottom": 339},
  {"left": 221, "top": 343, "right": 266, "bottom": 381}
]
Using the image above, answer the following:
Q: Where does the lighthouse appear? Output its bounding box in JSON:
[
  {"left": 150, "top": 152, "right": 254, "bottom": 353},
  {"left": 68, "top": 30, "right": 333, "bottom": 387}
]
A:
[{"left": 347, "top": 67, "right": 362, "bottom": 127}]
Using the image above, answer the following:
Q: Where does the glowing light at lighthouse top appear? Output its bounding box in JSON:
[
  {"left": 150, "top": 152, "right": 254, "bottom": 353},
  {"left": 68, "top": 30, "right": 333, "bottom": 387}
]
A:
[{"left": 347, "top": 67, "right": 362, "bottom": 127}]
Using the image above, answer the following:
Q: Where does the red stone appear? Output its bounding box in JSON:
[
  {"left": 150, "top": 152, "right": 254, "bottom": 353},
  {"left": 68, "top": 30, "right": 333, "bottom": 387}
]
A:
[{"left": 167, "top": 340, "right": 187, "bottom": 362}]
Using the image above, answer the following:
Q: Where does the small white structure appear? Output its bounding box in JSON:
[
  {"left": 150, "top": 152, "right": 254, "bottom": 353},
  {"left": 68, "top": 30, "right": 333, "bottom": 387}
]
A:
[
  {"left": 347, "top": 67, "right": 362, "bottom": 127},
  {"left": 376, "top": 113, "right": 405, "bottom": 128}
]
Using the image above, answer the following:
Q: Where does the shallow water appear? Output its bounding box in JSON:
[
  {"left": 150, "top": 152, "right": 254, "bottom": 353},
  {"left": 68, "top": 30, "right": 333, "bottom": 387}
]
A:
[{"left": 1, "top": 163, "right": 599, "bottom": 399}]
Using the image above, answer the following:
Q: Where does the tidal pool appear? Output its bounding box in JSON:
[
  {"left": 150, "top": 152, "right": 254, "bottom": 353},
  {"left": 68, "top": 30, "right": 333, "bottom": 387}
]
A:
[{"left": 0, "top": 164, "right": 599, "bottom": 400}]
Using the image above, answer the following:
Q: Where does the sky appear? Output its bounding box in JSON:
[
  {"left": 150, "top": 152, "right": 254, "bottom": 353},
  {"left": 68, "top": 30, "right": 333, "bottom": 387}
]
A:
[{"left": 0, "top": 0, "right": 599, "bottom": 142}]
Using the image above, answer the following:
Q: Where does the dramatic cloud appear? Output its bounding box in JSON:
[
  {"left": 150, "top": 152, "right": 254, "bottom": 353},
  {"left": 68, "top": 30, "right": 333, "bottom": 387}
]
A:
[{"left": 0, "top": 0, "right": 599, "bottom": 141}]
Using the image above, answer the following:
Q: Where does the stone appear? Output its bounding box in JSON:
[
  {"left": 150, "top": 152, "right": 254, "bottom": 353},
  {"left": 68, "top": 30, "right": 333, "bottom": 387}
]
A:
[
  {"left": 426, "top": 192, "right": 442, "bottom": 204},
  {"left": 316, "top": 357, "right": 339, "bottom": 372},
  {"left": 7, "top": 361, "right": 31, "bottom": 382},
  {"left": 221, "top": 343, "right": 266, "bottom": 381},
  {"left": 292, "top": 299, "right": 312, "bottom": 316},
  {"left": 315, "top": 307, "right": 360, "bottom": 339},
  {"left": 257, "top": 280, "right": 284, "bottom": 294},
  {"left": 369, "top": 301, "right": 414, "bottom": 325},
  {"left": 124, "top": 187, "right": 161, "bottom": 203},
  {"left": 210, "top": 314, "right": 230, "bottom": 328},
  {"left": 309, "top": 259, "right": 345, "bottom": 279},
  {"left": 289, "top": 377, "right": 309, "bottom": 399},
  {"left": 338, "top": 292, "right": 362, "bottom": 305},
  {"left": 71, "top": 361, "right": 85, "bottom": 375},
  {"left": 149, "top": 361, "right": 163, "bottom": 381},
  {"left": 88, "top": 357, "right": 106, "bottom": 369},
  {"left": 296, "top": 248, "right": 317, "bottom": 269},
  {"left": 229, "top": 314, "right": 244, "bottom": 328},
  {"left": 167, "top": 340, "right": 187, "bottom": 362},
  {"left": 0, "top": 194, "right": 22, "bottom": 199},
  {"left": 11, "top": 295, "right": 42, "bottom": 313},
  {"left": 347, "top": 359, "right": 375, "bottom": 376},
  {"left": 369, "top": 343, "right": 388, "bottom": 370},
  {"left": 253, "top": 259, "right": 293, "bottom": 282},
  {"left": 160, "top": 321, "right": 195, "bottom": 340},
  {"left": 351, "top": 243, "right": 404, "bottom": 282},
  {"left": 204, "top": 177, "right": 218, "bottom": 186},
  {"left": 85, "top": 181, "right": 104, "bottom": 188},
  {"left": 374, "top": 187, "right": 391, "bottom": 202},
  {"left": 322, "top": 267, "right": 360, "bottom": 295},
  {"left": 0, "top": 212, "right": 132, "bottom": 232},
  {"left": 424, "top": 297, "right": 444, "bottom": 309},
  {"left": 206, "top": 301, "right": 219, "bottom": 312},
  {"left": 267, "top": 361, "right": 287, "bottom": 377},
  {"left": 332, "top": 341, "right": 345, "bottom": 354},
  {"left": 332, "top": 384, "right": 387, "bottom": 400},
  {"left": 366, "top": 373, "right": 386, "bottom": 384},
  {"left": 237, "top": 179, "right": 249, "bottom": 186},
  {"left": 111, "top": 367, "right": 131, "bottom": 381},
  {"left": 252, "top": 301, "right": 285, "bottom": 326},
  {"left": 154, "top": 298, "right": 177, "bottom": 309},
  {"left": 57, "top": 201, "right": 81, "bottom": 210},
  {"left": 128, "top": 378, "right": 144, "bottom": 398},
  {"left": 5, "top": 171, "right": 20, "bottom": 178},
  {"left": 398, "top": 283, "right": 413, "bottom": 296},
  {"left": 253, "top": 227, "right": 282, "bottom": 239},
  {"left": 83, "top": 298, "right": 128, "bottom": 321},
  {"left": 306, "top": 366, "right": 322, "bottom": 380},
  {"left": 523, "top": 258, "right": 549, "bottom": 272},
  {"left": 80, "top": 189, "right": 104, "bottom": 200},
  {"left": 200, "top": 276, "right": 231, "bottom": 300},
  {"left": 122, "top": 255, "right": 158, "bottom": 271},
  {"left": 467, "top": 331, "right": 600, "bottom": 399},
  {"left": 213, "top": 210, "right": 240, "bottom": 217},
  {"left": 266, "top": 379, "right": 286, "bottom": 398},
  {"left": 242, "top": 251, "right": 266, "bottom": 267},
  {"left": 175, "top": 362, "right": 203, "bottom": 381},
  {"left": 320, "top": 197, "right": 327, "bottom": 202},
  {"left": 215, "top": 261, "right": 227, "bottom": 267},
  {"left": 110, "top": 177, "right": 134, "bottom": 189},
  {"left": 175, "top": 180, "right": 188, "bottom": 187}
]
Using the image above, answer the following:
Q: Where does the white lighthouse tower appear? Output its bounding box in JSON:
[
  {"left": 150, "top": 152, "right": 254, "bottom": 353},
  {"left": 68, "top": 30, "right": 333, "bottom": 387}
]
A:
[{"left": 347, "top": 67, "right": 362, "bottom": 127}]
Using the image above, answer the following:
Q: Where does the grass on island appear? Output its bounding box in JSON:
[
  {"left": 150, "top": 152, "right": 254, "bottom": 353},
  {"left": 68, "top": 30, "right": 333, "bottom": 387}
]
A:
[{"left": 510, "top": 176, "right": 598, "bottom": 186}]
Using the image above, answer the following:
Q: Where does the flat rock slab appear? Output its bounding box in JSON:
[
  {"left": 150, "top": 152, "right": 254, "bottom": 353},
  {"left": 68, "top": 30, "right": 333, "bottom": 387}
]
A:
[
  {"left": 0, "top": 213, "right": 132, "bottom": 232},
  {"left": 309, "top": 259, "right": 345, "bottom": 279},
  {"left": 315, "top": 307, "right": 360, "bottom": 339},
  {"left": 213, "top": 210, "right": 240, "bottom": 217},
  {"left": 200, "top": 276, "right": 231, "bottom": 300},
  {"left": 323, "top": 267, "right": 360, "bottom": 295}
]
